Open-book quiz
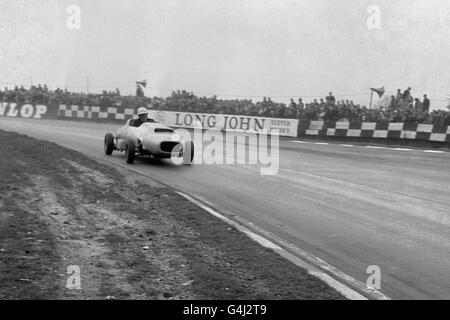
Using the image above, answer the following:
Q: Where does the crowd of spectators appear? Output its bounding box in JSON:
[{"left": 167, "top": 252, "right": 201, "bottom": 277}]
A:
[
  {"left": 296, "top": 89, "right": 450, "bottom": 126},
  {"left": 1, "top": 85, "right": 449, "bottom": 126}
]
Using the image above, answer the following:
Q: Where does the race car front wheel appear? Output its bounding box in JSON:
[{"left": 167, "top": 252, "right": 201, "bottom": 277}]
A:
[
  {"left": 125, "top": 139, "right": 136, "bottom": 164},
  {"left": 104, "top": 133, "right": 115, "bottom": 155}
]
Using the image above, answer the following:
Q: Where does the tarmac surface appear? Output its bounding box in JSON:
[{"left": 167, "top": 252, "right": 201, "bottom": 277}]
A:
[{"left": 1, "top": 117, "right": 449, "bottom": 299}]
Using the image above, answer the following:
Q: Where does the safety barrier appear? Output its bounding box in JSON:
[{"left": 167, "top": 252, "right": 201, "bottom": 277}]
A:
[
  {"left": 298, "top": 120, "right": 450, "bottom": 143},
  {"left": 2, "top": 102, "right": 449, "bottom": 145},
  {"left": 57, "top": 105, "right": 299, "bottom": 137}
]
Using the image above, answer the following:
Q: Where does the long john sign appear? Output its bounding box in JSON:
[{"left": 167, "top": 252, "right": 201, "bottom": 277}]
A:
[{"left": 149, "top": 110, "right": 299, "bottom": 137}]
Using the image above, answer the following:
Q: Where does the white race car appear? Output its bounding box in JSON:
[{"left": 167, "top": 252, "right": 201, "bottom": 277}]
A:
[{"left": 104, "top": 119, "right": 194, "bottom": 165}]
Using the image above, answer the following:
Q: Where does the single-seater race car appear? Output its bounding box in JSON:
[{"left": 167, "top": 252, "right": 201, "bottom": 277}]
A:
[{"left": 103, "top": 109, "right": 194, "bottom": 165}]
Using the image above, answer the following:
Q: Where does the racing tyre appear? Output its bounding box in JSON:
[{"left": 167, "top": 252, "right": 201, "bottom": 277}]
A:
[
  {"left": 125, "top": 139, "right": 136, "bottom": 164},
  {"left": 183, "top": 140, "right": 194, "bottom": 165},
  {"left": 104, "top": 133, "right": 115, "bottom": 155}
]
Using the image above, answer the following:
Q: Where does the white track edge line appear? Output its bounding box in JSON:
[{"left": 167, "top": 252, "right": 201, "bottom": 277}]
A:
[
  {"left": 292, "top": 139, "right": 448, "bottom": 154},
  {"left": 424, "top": 150, "right": 444, "bottom": 153},
  {"left": 176, "top": 191, "right": 377, "bottom": 301}
]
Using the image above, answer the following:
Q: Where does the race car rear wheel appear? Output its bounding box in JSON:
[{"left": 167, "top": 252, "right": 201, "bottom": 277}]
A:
[
  {"left": 125, "top": 139, "right": 136, "bottom": 164},
  {"left": 104, "top": 133, "right": 115, "bottom": 155}
]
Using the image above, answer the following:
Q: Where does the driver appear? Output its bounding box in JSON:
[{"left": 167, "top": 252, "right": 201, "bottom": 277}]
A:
[{"left": 130, "top": 107, "right": 155, "bottom": 127}]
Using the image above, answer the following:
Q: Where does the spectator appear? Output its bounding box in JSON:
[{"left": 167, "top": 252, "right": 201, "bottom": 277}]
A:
[
  {"left": 136, "top": 84, "right": 144, "bottom": 97},
  {"left": 326, "top": 92, "right": 336, "bottom": 105},
  {"left": 298, "top": 98, "right": 304, "bottom": 111},
  {"left": 288, "top": 99, "right": 296, "bottom": 109},
  {"left": 1, "top": 83, "right": 449, "bottom": 125},
  {"left": 389, "top": 95, "right": 396, "bottom": 108},
  {"left": 288, "top": 99, "right": 297, "bottom": 117},
  {"left": 423, "top": 94, "right": 430, "bottom": 113},
  {"left": 319, "top": 98, "right": 326, "bottom": 107},
  {"left": 403, "top": 87, "right": 412, "bottom": 102},
  {"left": 312, "top": 99, "right": 319, "bottom": 107},
  {"left": 414, "top": 98, "right": 423, "bottom": 113},
  {"left": 395, "top": 89, "right": 403, "bottom": 105}
]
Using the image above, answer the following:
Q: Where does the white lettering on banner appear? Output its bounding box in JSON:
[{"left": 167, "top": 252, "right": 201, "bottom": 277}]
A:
[
  {"left": 271, "top": 119, "right": 291, "bottom": 127},
  {"left": 0, "top": 102, "right": 7, "bottom": 115},
  {"left": 7, "top": 103, "right": 18, "bottom": 117},
  {"left": 149, "top": 110, "right": 298, "bottom": 137},
  {"left": 0, "top": 103, "right": 49, "bottom": 118},
  {"left": 35, "top": 105, "right": 47, "bottom": 119},
  {"left": 21, "top": 104, "right": 34, "bottom": 118}
]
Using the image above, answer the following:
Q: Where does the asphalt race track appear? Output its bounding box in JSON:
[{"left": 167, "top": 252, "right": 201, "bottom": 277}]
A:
[{"left": 1, "top": 117, "right": 449, "bottom": 300}]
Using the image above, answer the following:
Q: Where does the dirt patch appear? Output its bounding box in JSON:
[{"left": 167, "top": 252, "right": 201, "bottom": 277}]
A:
[
  {"left": 62, "top": 159, "right": 114, "bottom": 188},
  {"left": 0, "top": 129, "right": 344, "bottom": 300}
]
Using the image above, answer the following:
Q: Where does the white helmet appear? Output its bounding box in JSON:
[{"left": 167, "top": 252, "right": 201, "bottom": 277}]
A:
[{"left": 137, "top": 107, "right": 149, "bottom": 115}]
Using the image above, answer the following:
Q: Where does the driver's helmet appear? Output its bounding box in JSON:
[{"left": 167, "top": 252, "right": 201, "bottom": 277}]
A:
[{"left": 137, "top": 107, "right": 149, "bottom": 115}]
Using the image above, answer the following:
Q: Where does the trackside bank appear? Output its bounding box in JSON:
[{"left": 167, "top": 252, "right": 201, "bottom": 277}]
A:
[{"left": 1, "top": 102, "right": 449, "bottom": 145}]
